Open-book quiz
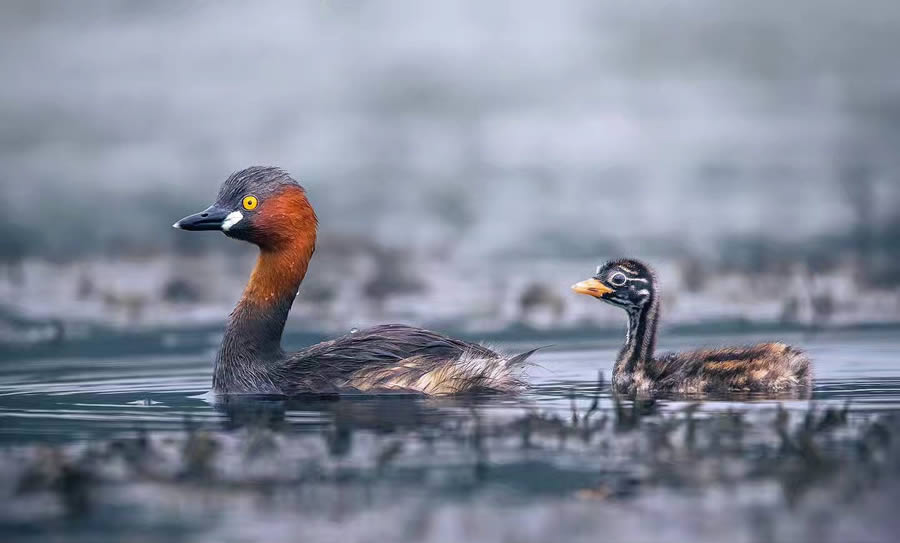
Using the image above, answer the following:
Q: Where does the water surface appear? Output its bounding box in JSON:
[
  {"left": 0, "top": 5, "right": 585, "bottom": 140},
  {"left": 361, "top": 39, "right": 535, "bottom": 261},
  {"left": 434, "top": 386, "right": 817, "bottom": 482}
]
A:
[{"left": 1, "top": 327, "right": 899, "bottom": 542}]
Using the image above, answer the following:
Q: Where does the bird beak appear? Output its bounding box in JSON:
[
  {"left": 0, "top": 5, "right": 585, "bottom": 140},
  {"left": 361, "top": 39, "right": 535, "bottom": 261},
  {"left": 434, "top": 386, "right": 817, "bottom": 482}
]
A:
[
  {"left": 571, "top": 278, "right": 614, "bottom": 298},
  {"left": 172, "top": 205, "right": 232, "bottom": 231}
]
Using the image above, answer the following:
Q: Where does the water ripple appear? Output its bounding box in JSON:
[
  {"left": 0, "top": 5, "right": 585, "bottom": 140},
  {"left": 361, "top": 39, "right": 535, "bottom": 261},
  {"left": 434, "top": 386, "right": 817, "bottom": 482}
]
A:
[{"left": 1, "top": 332, "right": 899, "bottom": 443}]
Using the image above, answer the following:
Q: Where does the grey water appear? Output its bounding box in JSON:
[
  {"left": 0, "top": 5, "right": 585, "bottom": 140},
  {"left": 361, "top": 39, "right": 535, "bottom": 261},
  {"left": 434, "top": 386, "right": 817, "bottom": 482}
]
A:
[{"left": 1, "top": 326, "right": 900, "bottom": 542}]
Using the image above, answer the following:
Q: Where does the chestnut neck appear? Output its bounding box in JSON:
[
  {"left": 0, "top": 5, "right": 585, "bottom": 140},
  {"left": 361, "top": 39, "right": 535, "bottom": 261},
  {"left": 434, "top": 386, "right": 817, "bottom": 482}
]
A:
[
  {"left": 213, "top": 190, "right": 317, "bottom": 392},
  {"left": 615, "top": 292, "right": 660, "bottom": 378}
]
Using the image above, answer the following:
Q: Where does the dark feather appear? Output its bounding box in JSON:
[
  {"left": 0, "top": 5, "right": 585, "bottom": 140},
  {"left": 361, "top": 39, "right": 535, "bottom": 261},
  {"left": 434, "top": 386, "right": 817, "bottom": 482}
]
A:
[{"left": 273, "top": 324, "right": 535, "bottom": 395}]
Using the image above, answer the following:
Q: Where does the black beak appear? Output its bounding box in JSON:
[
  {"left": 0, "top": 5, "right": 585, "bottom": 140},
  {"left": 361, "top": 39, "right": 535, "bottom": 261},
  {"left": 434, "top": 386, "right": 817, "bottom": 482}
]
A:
[{"left": 173, "top": 206, "right": 230, "bottom": 231}]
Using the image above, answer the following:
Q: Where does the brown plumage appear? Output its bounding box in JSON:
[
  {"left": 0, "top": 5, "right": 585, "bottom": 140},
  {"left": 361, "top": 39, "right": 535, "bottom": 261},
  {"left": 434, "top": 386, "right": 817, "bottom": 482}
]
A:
[
  {"left": 174, "top": 167, "right": 535, "bottom": 396},
  {"left": 572, "top": 259, "right": 812, "bottom": 394}
]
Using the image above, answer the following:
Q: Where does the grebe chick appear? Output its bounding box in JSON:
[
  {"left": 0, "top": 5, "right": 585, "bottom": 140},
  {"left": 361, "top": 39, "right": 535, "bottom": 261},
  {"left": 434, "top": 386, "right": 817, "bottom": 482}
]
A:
[
  {"left": 572, "top": 259, "right": 811, "bottom": 394},
  {"left": 174, "top": 166, "right": 536, "bottom": 395}
]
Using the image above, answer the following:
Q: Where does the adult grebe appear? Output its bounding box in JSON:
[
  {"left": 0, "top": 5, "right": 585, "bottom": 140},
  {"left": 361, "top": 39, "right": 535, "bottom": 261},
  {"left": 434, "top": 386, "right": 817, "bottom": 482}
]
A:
[
  {"left": 572, "top": 259, "right": 811, "bottom": 394},
  {"left": 174, "top": 166, "right": 535, "bottom": 395}
]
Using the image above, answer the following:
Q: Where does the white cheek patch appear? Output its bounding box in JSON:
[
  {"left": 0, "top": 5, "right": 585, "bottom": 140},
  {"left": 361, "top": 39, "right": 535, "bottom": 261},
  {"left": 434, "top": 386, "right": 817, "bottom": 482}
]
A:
[{"left": 222, "top": 211, "right": 244, "bottom": 231}]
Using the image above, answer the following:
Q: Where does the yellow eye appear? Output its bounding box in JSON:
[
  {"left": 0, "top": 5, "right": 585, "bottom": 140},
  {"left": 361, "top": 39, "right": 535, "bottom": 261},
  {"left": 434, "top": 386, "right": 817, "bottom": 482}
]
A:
[{"left": 242, "top": 196, "right": 258, "bottom": 210}]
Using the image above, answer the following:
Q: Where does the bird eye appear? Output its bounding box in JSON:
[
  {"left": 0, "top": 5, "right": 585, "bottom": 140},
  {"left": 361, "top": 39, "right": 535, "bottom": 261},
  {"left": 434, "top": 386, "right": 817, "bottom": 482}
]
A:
[
  {"left": 242, "top": 196, "right": 258, "bottom": 210},
  {"left": 609, "top": 272, "right": 627, "bottom": 287}
]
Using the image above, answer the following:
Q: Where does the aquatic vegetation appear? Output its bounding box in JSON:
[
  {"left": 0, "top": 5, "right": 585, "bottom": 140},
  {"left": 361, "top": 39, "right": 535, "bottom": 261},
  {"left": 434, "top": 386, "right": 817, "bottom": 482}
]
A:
[{"left": 2, "top": 395, "right": 898, "bottom": 542}]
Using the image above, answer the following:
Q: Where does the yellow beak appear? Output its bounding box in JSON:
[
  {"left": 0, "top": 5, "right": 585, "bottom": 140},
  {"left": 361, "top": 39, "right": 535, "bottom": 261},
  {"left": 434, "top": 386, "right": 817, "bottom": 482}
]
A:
[{"left": 571, "top": 278, "right": 614, "bottom": 298}]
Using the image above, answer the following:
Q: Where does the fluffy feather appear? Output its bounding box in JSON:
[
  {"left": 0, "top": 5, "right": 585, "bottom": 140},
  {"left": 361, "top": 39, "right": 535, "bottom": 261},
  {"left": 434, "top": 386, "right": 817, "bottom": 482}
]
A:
[{"left": 279, "top": 325, "right": 534, "bottom": 395}]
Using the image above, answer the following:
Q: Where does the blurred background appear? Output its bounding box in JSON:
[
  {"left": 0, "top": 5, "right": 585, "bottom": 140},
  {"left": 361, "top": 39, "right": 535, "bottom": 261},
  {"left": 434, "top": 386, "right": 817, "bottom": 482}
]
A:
[{"left": 2, "top": 0, "right": 900, "bottom": 344}]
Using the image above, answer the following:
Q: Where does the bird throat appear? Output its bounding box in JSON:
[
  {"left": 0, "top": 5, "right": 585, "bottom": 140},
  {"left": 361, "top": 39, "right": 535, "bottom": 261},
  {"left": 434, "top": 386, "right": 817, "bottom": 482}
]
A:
[{"left": 616, "top": 296, "right": 660, "bottom": 378}]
